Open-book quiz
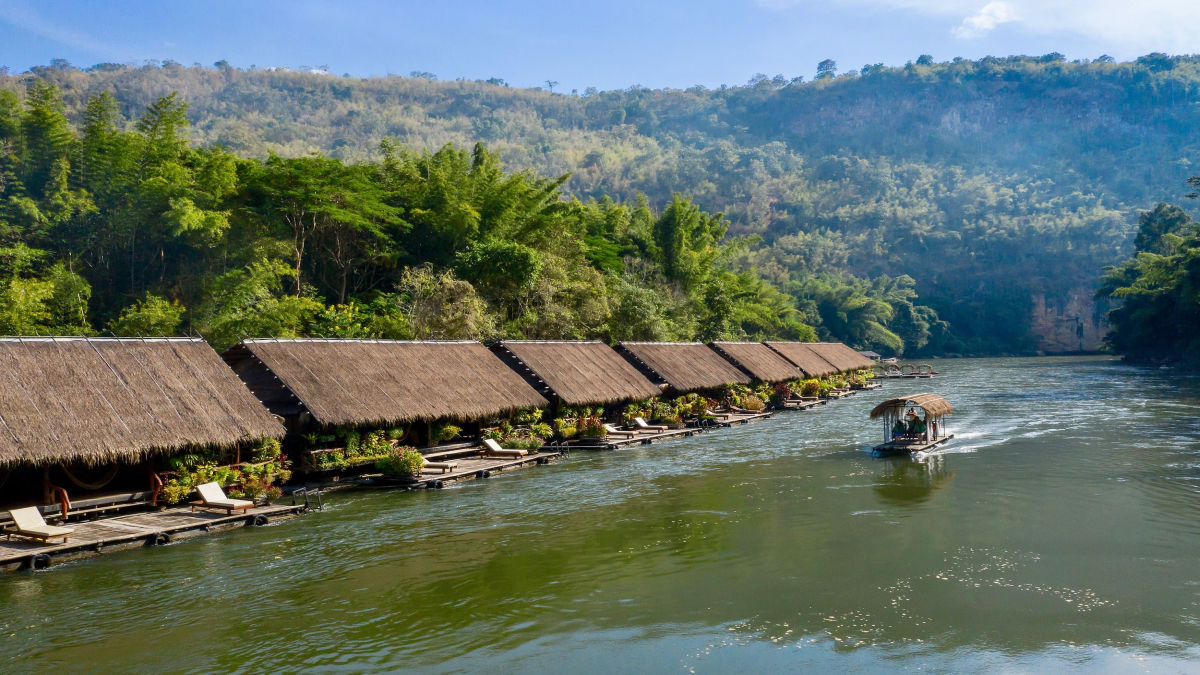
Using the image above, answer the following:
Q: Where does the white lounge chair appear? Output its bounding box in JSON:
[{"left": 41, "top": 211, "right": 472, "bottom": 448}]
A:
[
  {"left": 602, "top": 423, "right": 638, "bottom": 438},
  {"left": 482, "top": 438, "right": 528, "bottom": 458},
  {"left": 633, "top": 417, "right": 668, "bottom": 431},
  {"left": 191, "top": 482, "right": 255, "bottom": 514},
  {"left": 3, "top": 507, "right": 74, "bottom": 544}
]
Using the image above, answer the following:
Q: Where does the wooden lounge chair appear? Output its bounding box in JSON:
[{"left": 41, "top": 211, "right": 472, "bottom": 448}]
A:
[
  {"left": 4, "top": 507, "right": 74, "bottom": 544},
  {"left": 191, "top": 482, "right": 254, "bottom": 514},
  {"left": 482, "top": 438, "right": 528, "bottom": 458},
  {"left": 422, "top": 461, "right": 459, "bottom": 474},
  {"left": 602, "top": 423, "right": 639, "bottom": 438},
  {"left": 633, "top": 417, "right": 668, "bottom": 431},
  {"left": 705, "top": 409, "right": 731, "bottom": 419}
]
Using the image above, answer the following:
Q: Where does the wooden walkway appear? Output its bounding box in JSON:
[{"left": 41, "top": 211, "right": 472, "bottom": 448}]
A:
[{"left": 0, "top": 502, "right": 306, "bottom": 573}]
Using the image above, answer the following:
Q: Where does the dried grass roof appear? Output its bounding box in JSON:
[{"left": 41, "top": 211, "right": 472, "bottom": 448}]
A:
[
  {"left": 0, "top": 338, "right": 284, "bottom": 468},
  {"left": 764, "top": 342, "right": 839, "bottom": 378},
  {"left": 808, "top": 342, "right": 876, "bottom": 372},
  {"left": 618, "top": 342, "right": 751, "bottom": 391},
  {"left": 709, "top": 342, "right": 802, "bottom": 383},
  {"left": 869, "top": 393, "right": 953, "bottom": 419},
  {"left": 225, "top": 339, "right": 548, "bottom": 427},
  {"left": 498, "top": 341, "right": 662, "bottom": 406}
]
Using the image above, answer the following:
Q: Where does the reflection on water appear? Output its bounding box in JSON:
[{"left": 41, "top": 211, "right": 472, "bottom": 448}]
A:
[
  {"left": 3, "top": 356, "right": 1200, "bottom": 672},
  {"left": 872, "top": 455, "right": 954, "bottom": 506}
]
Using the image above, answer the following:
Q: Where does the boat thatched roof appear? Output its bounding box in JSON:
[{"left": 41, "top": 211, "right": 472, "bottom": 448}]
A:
[
  {"left": 497, "top": 341, "right": 662, "bottom": 406},
  {"left": 764, "top": 342, "right": 839, "bottom": 378},
  {"left": 869, "top": 393, "right": 954, "bottom": 419},
  {"left": 0, "top": 338, "right": 284, "bottom": 468},
  {"left": 224, "top": 339, "right": 548, "bottom": 428},
  {"left": 617, "top": 342, "right": 751, "bottom": 391},
  {"left": 709, "top": 342, "right": 802, "bottom": 383},
  {"left": 808, "top": 342, "right": 876, "bottom": 372}
]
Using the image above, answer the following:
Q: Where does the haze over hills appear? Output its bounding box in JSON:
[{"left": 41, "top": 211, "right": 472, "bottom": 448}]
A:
[{"left": 5, "top": 54, "right": 1200, "bottom": 354}]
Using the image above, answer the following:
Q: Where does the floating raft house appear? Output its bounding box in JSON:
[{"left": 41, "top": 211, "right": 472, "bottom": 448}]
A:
[
  {"left": 709, "top": 342, "right": 802, "bottom": 383},
  {"left": 223, "top": 339, "right": 549, "bottom": 430},
  {"left": 495, "top": 340, "right": 662, "bottom": 407},
  {"left": 807, "top": 342, "right": 875, "bottom": 373},
  {"left": 764, "top": 342, "right": 839, "bottom": 378},
  {"left": 0, "top": 337, "right": 284, "bottom": 510},
  {"left": 616, "top": 341, "right": 751, "bottom": 393},
  {"left": 0, "top": 337, "right": 284, "bottom": 470}
]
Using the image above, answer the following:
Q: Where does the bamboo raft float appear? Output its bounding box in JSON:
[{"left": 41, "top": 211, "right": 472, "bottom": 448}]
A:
[
  {"left": 870, "top": 434, "right": 955, "bottom": 456},
  {"left": 0, "top": 502, "right": 307, "bottom": 573}
]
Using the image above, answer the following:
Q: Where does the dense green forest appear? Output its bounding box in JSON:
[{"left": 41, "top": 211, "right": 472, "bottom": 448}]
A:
[
  {"left": 1097, "top": 196, "right": 1200, "bottom": 366},
  {"left": 5, "top": 54, "right": 1200, "bottom": 353},
  {"left": 0, "top": 84, "right": 839, "bottom": 350}
]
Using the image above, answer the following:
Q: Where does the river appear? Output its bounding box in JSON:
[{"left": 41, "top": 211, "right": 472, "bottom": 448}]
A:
[{"left": 3, "top": 356, "right": 1199, "bottom": 672}]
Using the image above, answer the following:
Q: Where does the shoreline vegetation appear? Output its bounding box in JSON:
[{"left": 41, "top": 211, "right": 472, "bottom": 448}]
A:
[
  {"left": 1097, "top": 199, "right": 1200, "bottom": 369},
  {"left": 12, "top": 54, "right": 1200, "bottom": 357}
]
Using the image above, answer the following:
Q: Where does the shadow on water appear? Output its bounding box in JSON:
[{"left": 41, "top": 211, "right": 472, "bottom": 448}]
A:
[{"left": 3, "top": 356, "right": 1200, "bottom": 672}]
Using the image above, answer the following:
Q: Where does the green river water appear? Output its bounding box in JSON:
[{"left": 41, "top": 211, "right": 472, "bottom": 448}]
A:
[{"left": 3, "top": 356, "right": 1200, "bottom": 673}]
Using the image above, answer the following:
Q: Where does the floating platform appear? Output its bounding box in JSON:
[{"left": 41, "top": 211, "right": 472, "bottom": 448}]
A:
[
  {"left": 0, "top": 502, "right": 307, "bottom": 573},
  {"left": 870, "top": 434, "right": 955, "bottom": 457}
]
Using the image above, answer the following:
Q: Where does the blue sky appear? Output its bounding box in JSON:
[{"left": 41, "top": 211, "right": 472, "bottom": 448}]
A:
[{"left": 1, "top": 0, "right": 1197, "bottom": 91}]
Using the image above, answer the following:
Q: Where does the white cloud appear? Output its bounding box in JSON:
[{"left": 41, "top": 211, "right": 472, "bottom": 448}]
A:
[
  {"left": 951, "top": 2, "right": 1015, "bottom": 40},
  {"left": 756, "top": 0, "right": 1200, "bottom": 54}
]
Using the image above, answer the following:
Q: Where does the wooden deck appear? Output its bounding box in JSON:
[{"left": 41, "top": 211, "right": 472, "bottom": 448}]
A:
[
  {"left": 781, "top": 398, "right": 827, "bottom": 410},
  {"left": 871, "top": 434, "right": 955, "bottom": 456},
  {"left": 716, "top": 411, "right": 774, "bottom": 426},
  {"left": 363, "top": 450, "right": 564, "bottom": 489},
  {"left": 0, "top": 502, "right": 307, "bottom": 573},
  {"left": 569, "top": 427, "right": 710, "bottom": 451}
]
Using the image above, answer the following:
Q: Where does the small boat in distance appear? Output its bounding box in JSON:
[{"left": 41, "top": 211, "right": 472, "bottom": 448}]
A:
[{"left": 869, "top": 393, "right": 954, "bottom": 456}]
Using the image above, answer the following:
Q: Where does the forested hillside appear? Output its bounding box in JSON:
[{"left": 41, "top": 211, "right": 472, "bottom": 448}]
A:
[{"left": 5, "top": 54, "right": 1200, "bottom": 353}]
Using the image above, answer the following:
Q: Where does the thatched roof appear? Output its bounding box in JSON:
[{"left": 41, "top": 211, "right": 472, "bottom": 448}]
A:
[
  {"left": 764, "top": 342, "right": 839, "bottom": 378},
  {"left": 224, "top": 339, "right": 548, "bottom": 427},
  {"left": 869, "top": 393, "right": 953, "bottom": 419},
  {"left": 617, "top": 342, "right": 751, "bottom": 391},
  {"left": 0, "top": 338, "right": 284, "bottom": 468},
  {"left": 709, "top": 342, "right": 802, "bottom": 383},
  {"left": 497, "top": 341, "right": 662, "bottom": 406},
  {"left": 808, "top": 342, "right": 876, "bottom": 372}
]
